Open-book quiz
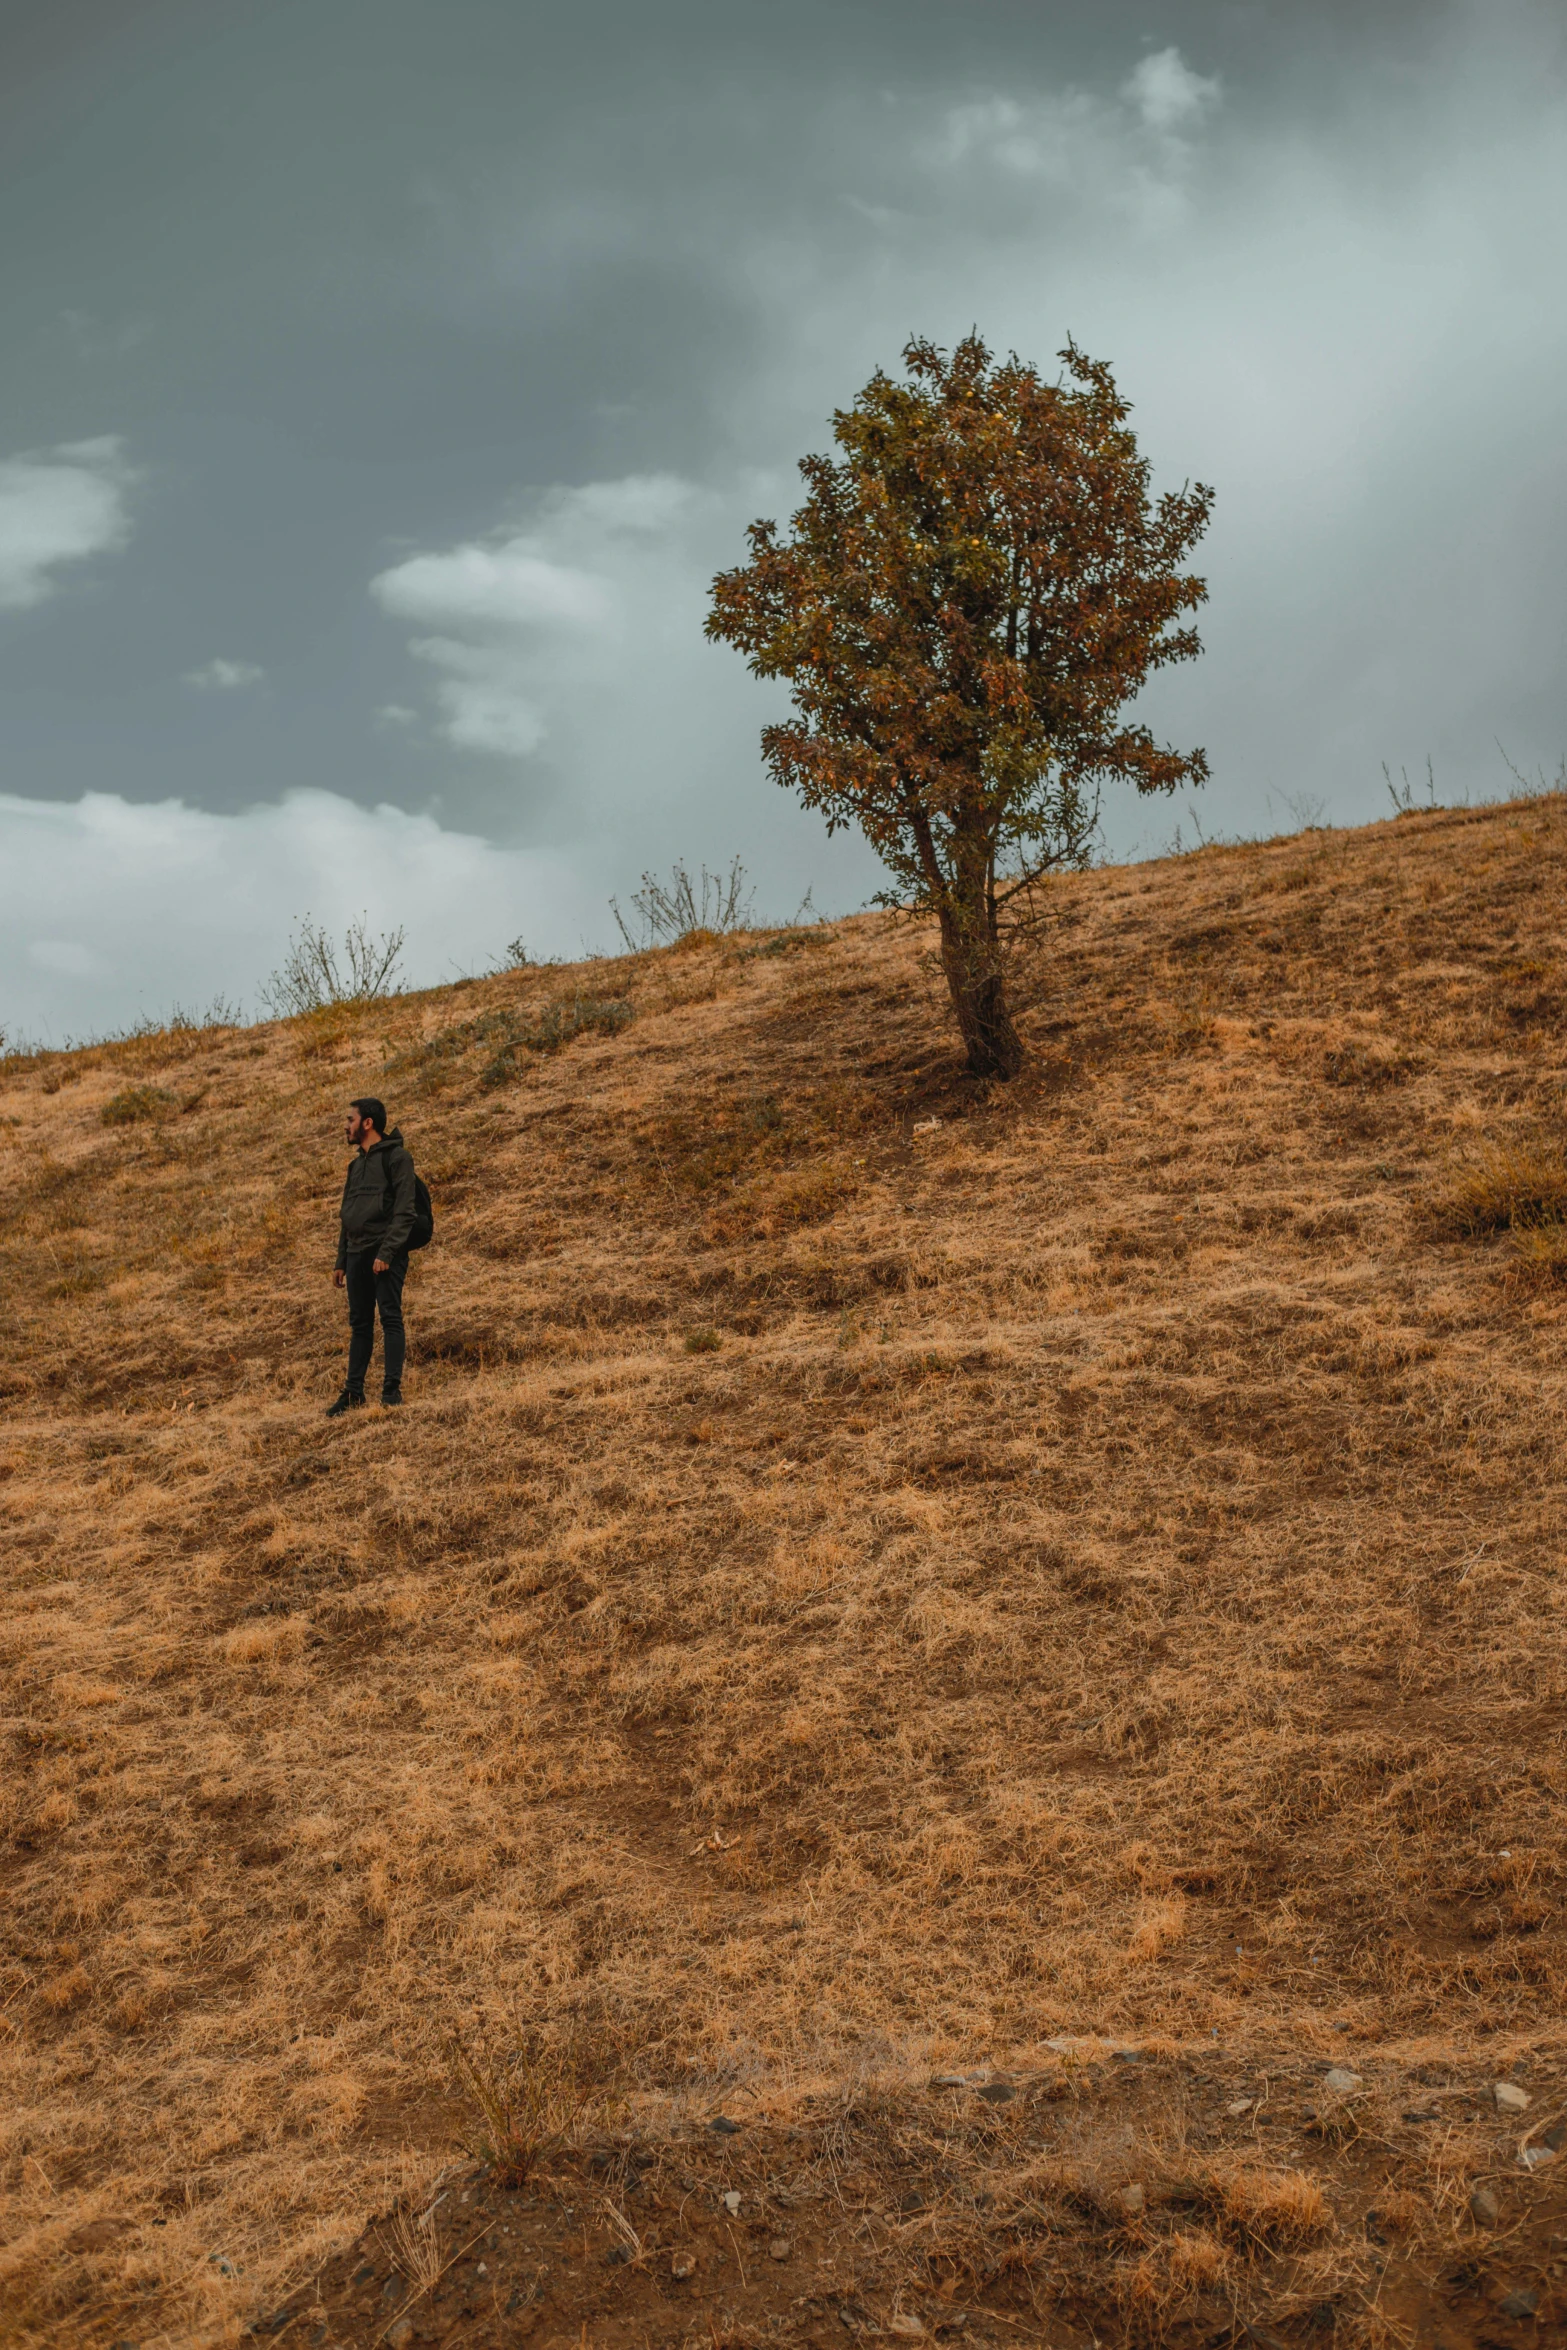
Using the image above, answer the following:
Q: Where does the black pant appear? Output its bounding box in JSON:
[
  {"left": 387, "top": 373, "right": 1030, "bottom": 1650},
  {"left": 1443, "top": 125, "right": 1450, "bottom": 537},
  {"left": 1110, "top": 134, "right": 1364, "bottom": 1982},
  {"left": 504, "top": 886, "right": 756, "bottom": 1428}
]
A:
[{"left": 344, "top": 1249, "right": 408, "bottom": 1397}]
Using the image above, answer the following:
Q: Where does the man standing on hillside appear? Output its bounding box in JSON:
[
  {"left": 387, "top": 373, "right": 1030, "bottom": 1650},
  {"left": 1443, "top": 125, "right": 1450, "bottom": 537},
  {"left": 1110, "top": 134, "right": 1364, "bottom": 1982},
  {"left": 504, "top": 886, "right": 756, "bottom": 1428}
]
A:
[{"left": 328, "top": 1097, "right": 416, "bottom": 1416}]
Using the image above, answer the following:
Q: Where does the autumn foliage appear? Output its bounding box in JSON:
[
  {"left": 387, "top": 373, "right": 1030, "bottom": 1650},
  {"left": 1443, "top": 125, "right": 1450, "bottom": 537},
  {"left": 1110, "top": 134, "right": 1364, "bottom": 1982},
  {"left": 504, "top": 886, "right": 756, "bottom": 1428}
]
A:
[{"left": 707, "top": 334, "right": 1213, "bottom": 1075}]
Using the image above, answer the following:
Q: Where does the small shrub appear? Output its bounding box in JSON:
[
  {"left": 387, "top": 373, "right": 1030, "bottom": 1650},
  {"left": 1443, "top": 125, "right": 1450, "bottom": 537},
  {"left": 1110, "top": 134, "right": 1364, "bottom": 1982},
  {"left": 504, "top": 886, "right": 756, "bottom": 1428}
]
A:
[
  {"left": 479, "top": 996, "right": 634, "bottom": 1086},
  {"left": 261, "top": 913, "right": 404, "bottom": 1017},
  {"left": 684, "top": 1328, "right": 722, "bottom": 1354},
  {"left": 611, "top": 856, "right": 753, "bottom": 949},
  {"left": 447, "top": 2020, "right": 616, "bottom": 2187},
  {"left": 100, "top": 1085, "right": 177, "bottom": 1126},
  {"left": 1424, "top": 1141, "right": 1567, "bottom": 1238}
]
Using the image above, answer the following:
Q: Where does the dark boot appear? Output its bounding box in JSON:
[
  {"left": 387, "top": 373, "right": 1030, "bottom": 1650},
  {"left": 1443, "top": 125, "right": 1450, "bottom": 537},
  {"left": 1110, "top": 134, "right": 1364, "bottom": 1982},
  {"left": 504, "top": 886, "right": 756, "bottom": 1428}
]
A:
[
  {"left": 380, "top": 1387, "right": 404, "bottom": 1407},
  {"left": 326, "top": 1391, "right": 365, "bottom": 1419}
]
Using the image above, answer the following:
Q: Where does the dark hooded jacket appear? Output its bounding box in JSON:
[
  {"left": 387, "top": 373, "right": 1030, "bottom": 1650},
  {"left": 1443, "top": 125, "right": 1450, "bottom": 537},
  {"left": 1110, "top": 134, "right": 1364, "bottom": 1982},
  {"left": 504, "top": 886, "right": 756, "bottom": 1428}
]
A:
[{"left": 336, "top": 1128, "right": 416, "bottom": 1270}]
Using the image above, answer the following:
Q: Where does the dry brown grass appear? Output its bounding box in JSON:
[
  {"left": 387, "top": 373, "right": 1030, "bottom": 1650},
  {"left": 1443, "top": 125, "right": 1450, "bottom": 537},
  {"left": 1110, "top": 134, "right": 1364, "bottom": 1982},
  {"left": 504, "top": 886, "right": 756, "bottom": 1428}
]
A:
[{"left": 4, "top": 796, "right": 1567, "bottom": 2344}]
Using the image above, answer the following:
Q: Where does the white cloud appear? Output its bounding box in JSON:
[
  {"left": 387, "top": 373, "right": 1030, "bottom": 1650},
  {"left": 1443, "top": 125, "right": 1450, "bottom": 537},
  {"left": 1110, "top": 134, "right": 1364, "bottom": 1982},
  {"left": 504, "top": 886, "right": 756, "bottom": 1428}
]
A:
[
  {"left": 374, "top": 544, "right": 611, "bottom": 633},
  {"left": 0, "top": 789, "right": 602, "bottom": 1042},
  {"left": 183, "top": 657, "right": 265, "bottom": 690},
  {"left": 0, "top": 436, "right": 134, "bottom": 610},
  {"left": 1123, "top": 48, "right": 1220, "bottom": 136},
  {"left": 933, "top": 60, "right": 1216, "bottom": 226},
  {"left": 370, "top": 472, "right": 706, "bottom": 762},
  {"left": 939, "top": 91, "right": 1098, "bottom": 179},
  {"left": 401, "top": 636, "right": 548, "bottom": 755}
]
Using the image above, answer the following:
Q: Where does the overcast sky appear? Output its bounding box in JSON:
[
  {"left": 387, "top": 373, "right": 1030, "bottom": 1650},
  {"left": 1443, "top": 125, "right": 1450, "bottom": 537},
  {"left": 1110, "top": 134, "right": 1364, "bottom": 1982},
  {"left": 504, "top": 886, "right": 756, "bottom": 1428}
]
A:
[{"left": 3, "top": 0, "right": 1565, "bottom": 1037}]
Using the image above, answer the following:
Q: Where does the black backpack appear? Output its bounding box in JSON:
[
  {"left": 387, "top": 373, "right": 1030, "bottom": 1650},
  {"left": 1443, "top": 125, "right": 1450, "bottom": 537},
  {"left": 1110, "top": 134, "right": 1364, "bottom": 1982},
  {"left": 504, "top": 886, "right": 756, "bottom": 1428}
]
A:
[{"left": 380, "top": 1148, "right": 434, "bottom": 1251}]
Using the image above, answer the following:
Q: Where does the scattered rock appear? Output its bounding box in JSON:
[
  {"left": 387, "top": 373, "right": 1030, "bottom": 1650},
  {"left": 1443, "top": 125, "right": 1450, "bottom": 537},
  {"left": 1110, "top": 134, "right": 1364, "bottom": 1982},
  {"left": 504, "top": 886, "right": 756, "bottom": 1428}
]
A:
[
  {"left": 709, "top": 2114, "right": 743, "bottom": 2134},
  {"left": 1546, "top": 2121, "right": 1567, "bottom": 2152},
  {"left": 769, "top": 2236, "right": 792, "bottom": 2260},
  {"left": 888, "top": 2316, "right": 926, "bottom": 2338},
  {"left": 1118, "top": 2185, "right": 1146, "bottom": 2217},
  {"left": 1469, "top": 2187, "right": 1500, "bottom": 2228},
  {"left": 1402, "top": 2110, "right": 1440, "bottom": 2123},
  {"left": 1226, "top": 2097, "right": 1255, "bottom": 2117},
  {"left": 722, "top": 2190, "right": 742, "bottom": 2215},
  {"left": 897, "top": 2193, "right": 927, "bottom": 2214},
  {"left": 1498, "top": 2289, "right": 1540, "bottom": 2319},
  {"left": 1520, "top": 2145, "right": 1556, "bottom": 2171},
  {"left": 975, "top": 2082, "right": 1015, "bottom": 2105},
  {"left": 930, "top": 2074, "right": 970, "bottom": 2089},
  {"left": 387, "top": 2323, "right": 414, "bottom": 2350},
  {"left": 1493, "top": 2081, "right": 1530, "bottom": 2114},
  {"left": 1323, "top": 2068, "right": 1362, "bottom": 2094},
  {"left": 671, "top": 2251, "right": 696, "bottom": 2281}
]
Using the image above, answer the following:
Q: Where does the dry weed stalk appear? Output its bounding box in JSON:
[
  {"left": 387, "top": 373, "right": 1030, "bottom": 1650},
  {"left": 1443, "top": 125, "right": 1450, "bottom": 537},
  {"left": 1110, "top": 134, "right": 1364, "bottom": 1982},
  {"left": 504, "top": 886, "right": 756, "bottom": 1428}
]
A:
[{"left": 447, "top": 2019, "right": 618, "bottom": 2187}]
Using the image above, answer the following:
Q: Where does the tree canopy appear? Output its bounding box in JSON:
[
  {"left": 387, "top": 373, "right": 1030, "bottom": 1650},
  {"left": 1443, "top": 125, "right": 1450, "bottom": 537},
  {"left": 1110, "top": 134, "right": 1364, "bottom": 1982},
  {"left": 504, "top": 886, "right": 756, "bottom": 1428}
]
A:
[{"left": 706, "top": 334, "right": 1213, "bottom": 1076}]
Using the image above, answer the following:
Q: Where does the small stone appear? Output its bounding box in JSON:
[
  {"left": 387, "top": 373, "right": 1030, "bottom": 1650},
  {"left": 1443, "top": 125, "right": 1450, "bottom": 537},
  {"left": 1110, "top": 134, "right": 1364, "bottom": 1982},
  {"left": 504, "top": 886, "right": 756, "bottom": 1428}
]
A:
[
  {"left": 929, "top": 2074, "right": 968, "bottom": 2089},
  {"left": 1226, "top": 2098, "right": 1255, "bottom": 2117},
  {"left": 1498, "top": 2290, "right": 1540, "bottom": 2319},
  {"left": 769, "top": 2236, "right": 792, "bottom": 2260},
  {"left": 671, "top": 2251, "right": 696, "bottom": 2280},
  {"left": 1520, "top": 2145, "right": 1555, "bottom": 2171},
  {"left": 1323, "top": 2067, "right": 1362, "bottom": 2094},
  {"left": 888, "top": 2317, "right": 925, "bottom": 2338},
  {"left": 1546, "top": 2121, "right": 1567, "bottom": 2152},
  {"left": 709, "top": 2114, "right": 743, "bottom": 2134},
  {"left": 722, "top": 2190, "right": 742, "bottom": 2216},
  {"left": 1469, "top": 2187, "right": 1500, "bottom": 2228},
  {"left": 387, "top": 2323, "right": 414, "bottom": 2350},
  {"left": 1493, "top": 2081, "right": 1530, "bottom": 2113},
  {"left": 474, "top": 2262, "right": 487, "bottom": 2277},
  {"left": 1118, "top": 2184, "right": 1146, "bottom": 2216},
  {"left": 975, "top": 2081, "right": 1015, "bottom": 2104}
]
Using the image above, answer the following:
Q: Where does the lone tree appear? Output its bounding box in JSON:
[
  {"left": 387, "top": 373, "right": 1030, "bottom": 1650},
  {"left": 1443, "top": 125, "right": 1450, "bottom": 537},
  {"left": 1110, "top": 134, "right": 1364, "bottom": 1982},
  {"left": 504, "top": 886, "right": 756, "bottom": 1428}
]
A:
[{"left": 706, "top": 335, "right": 1213, "bottom": 1077}]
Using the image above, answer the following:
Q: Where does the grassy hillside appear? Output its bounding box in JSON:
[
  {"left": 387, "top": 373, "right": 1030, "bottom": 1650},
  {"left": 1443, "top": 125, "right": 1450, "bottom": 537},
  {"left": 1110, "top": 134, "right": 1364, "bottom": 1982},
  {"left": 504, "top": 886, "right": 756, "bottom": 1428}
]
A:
[{"left": 3, "top": 798, "right": 1566, "bottom": 2348}]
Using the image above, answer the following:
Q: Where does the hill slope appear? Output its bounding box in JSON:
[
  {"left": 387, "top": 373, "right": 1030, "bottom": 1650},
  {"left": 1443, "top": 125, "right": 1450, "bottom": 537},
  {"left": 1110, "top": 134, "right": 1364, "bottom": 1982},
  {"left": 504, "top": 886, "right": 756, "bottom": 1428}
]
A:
[{"left": 3, "top": 799, "right": 1567, "bottom": 2347}]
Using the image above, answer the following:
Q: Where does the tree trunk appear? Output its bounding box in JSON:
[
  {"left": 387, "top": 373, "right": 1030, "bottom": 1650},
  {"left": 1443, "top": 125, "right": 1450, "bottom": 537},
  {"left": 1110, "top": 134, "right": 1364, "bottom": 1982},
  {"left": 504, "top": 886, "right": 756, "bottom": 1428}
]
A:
[{"left": 936, "top": 901, "right": 1023, "bottom": 1079}]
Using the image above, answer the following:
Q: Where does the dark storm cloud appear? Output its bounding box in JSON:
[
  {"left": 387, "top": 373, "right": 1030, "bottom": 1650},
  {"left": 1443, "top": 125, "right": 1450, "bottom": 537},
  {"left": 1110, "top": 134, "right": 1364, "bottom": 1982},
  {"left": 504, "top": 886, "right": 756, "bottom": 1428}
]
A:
[{"left": 2, "top": 0, "right": 1565, "bottom": 1029}]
